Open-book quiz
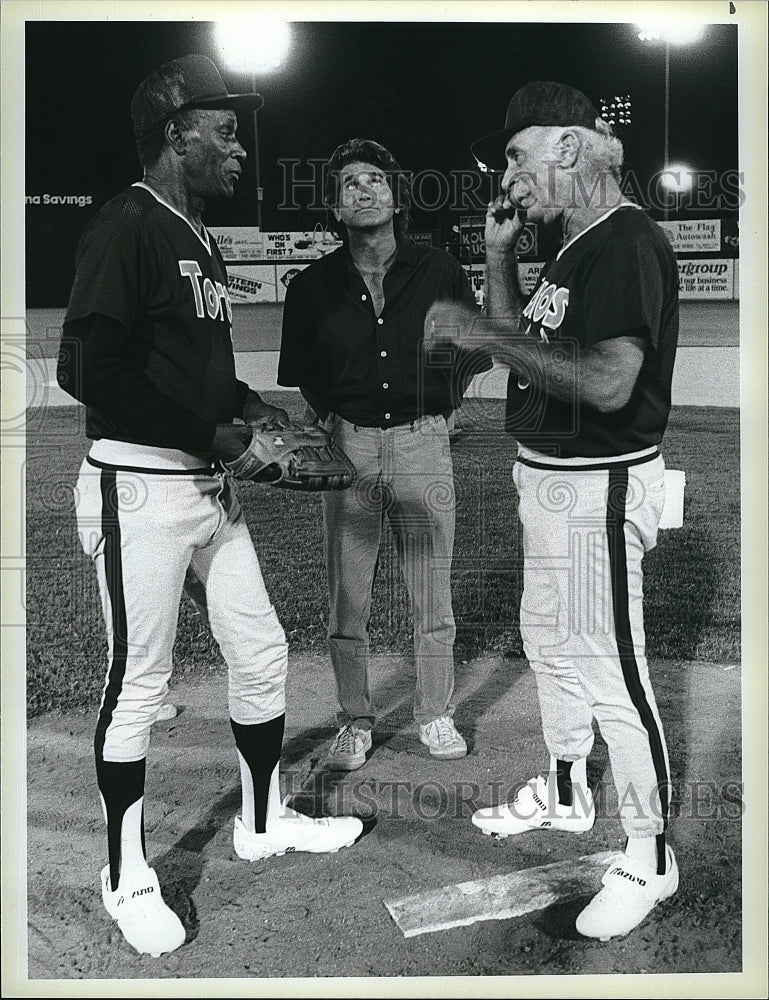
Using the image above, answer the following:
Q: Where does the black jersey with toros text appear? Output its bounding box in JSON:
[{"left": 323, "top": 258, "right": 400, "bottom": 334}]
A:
[
  {"left": 63, "top": 183, "right": 244, "bottom": 452},
  {"left": 505, "top": 205, "right": 679, "bottom": 458}
]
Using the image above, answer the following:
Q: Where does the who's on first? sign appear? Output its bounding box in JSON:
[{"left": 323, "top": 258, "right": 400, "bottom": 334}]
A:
[{"left": 209, "top": 227, "right": 343, "bottom": 263}]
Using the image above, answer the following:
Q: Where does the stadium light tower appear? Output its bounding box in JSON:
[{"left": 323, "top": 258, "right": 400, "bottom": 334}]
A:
[
  {"left": 214, "top": 18, "right": 292, "bottom": 229},
  {"left": 637, "top": 21, "right": 706, "bottom": 219}
]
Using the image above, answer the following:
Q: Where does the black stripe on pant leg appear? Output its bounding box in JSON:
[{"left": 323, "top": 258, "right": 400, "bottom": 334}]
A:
[
  {"left": 93, "top": 468, "right": 145, "bottom": 886},
  {"left": 94, "top": 468, "right": 130, "bottom": 763},
  {"left": 606, "top": 467, "right": 670, "bottom": 832}
]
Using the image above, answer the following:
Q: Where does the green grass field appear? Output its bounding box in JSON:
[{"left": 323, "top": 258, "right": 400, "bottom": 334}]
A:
[{"left": 25, "top": 397, "right": 741, "bottom": 718}]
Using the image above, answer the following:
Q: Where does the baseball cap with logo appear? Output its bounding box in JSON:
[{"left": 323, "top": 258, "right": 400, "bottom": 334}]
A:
[
  {"left": 131, "top": 54, "right": 264, "bottom": 138},
  {"left": 471, "top": 80, "right": 602, "bottom": 172}
]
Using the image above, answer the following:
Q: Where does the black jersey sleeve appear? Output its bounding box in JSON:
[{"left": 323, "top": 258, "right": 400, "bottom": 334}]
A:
[
  {"left": 582, "top": 232, "right": 665, "bottom": 350},
  {"left": 58, "top": 313, "right": 216, "bottom": 453},
  {"left": 65, "top": 193, "right": 152, "bottom": 329},
  {"left": 277, "top": 271, "right": 318, "bottom": 391}
]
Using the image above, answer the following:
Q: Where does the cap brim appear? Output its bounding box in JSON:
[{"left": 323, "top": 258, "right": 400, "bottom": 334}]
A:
[
  {"left": 470, "top": 124, "right": 523, "bottom": 174},
  {"left": 472, "top": 108, "right": 605, "bottom": 172},
  {"left": 188, "top": 92, "right": 265, "bottom": 114}
]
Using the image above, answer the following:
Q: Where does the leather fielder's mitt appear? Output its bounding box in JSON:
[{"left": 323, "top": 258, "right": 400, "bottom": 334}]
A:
[{"left": 223, "top": 424, "right": 357, "bottom": 491}]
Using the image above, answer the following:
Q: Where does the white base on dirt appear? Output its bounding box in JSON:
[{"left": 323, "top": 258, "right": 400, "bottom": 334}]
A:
[{"left": 384, "top": 850, "right": 617, "bottom": 938}]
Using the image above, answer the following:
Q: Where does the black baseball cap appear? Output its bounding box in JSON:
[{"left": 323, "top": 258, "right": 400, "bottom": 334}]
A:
[
  {"left": 131, "top": 54, "right": 264, "bottom": 138},
  {"left": 471, "top": 80, "right": 602, "bottom": 172}
]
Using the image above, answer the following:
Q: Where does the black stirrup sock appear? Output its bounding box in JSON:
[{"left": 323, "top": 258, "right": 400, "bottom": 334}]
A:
[
  {"left": 96, "top": 757, "right": 147, "bottom": 891},
  {"left": 231, "top": 715, "right": 285, "bottom": 833}
]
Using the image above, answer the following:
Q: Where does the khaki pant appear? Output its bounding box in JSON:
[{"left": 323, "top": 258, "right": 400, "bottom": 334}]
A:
[{"left": 323, "top": 415, "right": 456, "bottom": 727}]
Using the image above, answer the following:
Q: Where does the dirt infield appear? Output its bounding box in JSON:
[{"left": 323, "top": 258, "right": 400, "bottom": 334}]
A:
[{"left": 18, "top": 651, "right": 753, "bottom": 993}]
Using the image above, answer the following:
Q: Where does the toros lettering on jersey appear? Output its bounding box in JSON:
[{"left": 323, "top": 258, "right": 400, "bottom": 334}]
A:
[
  {"left": 522, "top": 279, "right": 570, "bottom": 332},
  {"left": 179, "top": 260, "right": 233, "bottom": 324}
]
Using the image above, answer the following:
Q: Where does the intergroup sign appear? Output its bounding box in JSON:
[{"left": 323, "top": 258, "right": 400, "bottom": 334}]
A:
[
  {"left": 658, "top": 219, "right": 739, "bottom": 299},
  {"left": 677, "top": 259, "right": 737, "bottom": 300}
]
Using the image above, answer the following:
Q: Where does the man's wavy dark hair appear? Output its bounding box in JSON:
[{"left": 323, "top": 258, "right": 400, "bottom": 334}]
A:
[{"left": 324, "top": 138, "right": 411, "bottom": 242}]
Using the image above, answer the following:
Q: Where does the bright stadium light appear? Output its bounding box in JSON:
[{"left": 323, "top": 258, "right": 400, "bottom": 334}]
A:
[
  {"left": 637, "top": 21, "right": 706, "bottom": 45},
  {"left": 659, "top": 162, "right": 694, "bottom": 217},
  {"left": 659, "top": 163, "right": 695, "bottom": 193},
  {"left": 599, "top": 95, "right": 633, "bottom": 127},
  {"left": 214, "top": 18, "right": 292, "bottom": 74}
]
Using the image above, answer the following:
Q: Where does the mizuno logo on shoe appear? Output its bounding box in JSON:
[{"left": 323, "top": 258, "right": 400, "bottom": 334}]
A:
[
  {"left": 609, "top": 867, "right": 647, "bottom": 886},
  {"left": 132, "top": 886, "right": 155, "bottom": 898},
  {"left": 532, "top": 792, "right": 547, "bottom": 812}
]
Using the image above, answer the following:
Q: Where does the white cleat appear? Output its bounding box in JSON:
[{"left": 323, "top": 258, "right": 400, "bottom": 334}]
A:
[
  {"left": 576, "top": 845, "right": 679, "bottom": 941},
  {"left": 472, "top": 774, "right": 595, "bottom": 838},
  {"left": 101, "top": 864, "right": 185, "bottom": 957},
  {"left": 234, "top": 806, "right": 363, "bottom": 861}
]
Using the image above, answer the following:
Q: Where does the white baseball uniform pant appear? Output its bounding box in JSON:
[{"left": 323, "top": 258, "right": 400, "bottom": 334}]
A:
[
  {"left": 515, "top": 445, "right": 670, "bottom": 839},
  {"left": 75, "top": 441, "right": 287, "bottom": 764}
]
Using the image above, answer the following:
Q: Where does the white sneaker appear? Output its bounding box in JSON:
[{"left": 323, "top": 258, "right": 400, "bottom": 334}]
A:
[
  {"left": 576, "top": 845, "right": 679, "bottom": 941},
  {"left": 419, "top": 716, "right": 468, "bottom": 759},
  {"left": 472, "top": 774, "right": 595, "bottom": 838},
  {"left": 100, "top": 864, "right": 185, "bottom": 957},
  {"left": 326, "top": 725, "right": 373, "bottom": 771},
  {"left": 233, "top": 806, "right": 363, "bottom": 861}
]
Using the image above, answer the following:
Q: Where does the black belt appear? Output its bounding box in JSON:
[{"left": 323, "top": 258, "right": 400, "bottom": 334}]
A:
[
  {"left": 516, "top": 449, "right": 660, "bottom": 472},
  {"left": 86, "top": 456, "right": 217, "bottom": 476}
]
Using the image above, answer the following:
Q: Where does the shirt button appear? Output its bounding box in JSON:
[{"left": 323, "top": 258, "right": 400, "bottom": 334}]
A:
[
  {"left": 377, "top": 318, "right": 384, "bottom": 325},
  {"left": 384, "top": 412, "right": 391, "bottom": 419},
  {"left": 383, "top": 382, "right": 389, "bottom": 389},
  {"left": 380, "top": 350, "right": 387, "bottom": 357},
  {"left": 361, "top": 294, "right": 367, "bottom": 301}
]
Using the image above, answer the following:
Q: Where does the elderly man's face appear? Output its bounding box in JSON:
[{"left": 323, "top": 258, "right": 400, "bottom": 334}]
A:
[
  {"left": 501, "top": 126, "right": 566, "bottom": 224},
  {"left": 181, "top": 109, "right": 247, "bottom": 200}
]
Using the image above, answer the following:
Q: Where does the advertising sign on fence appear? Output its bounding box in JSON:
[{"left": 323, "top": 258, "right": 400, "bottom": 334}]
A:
[
  {"left": 226, "top": 266, "right": 278, "bottom": 303},
  {"left": 276, "top": 264, "right": 311, "bottom": 302},
  {"left": 677, "top": 259, "right": 735, "bottom": 300},
  {"left": 658, "top": 219, "right": 722, "bottom": 254},
  {"left": 459, "top": 215, "right": 538, "bottom": 262},
  {"left": 462, "top": 262, "right": 546, "bottom": 305},
  {"left": 209, "top": 227, "right": 264, "bottom": 262},
  {"left": 408, "top": 230, "right": 439, "bottom": 247},
  {"left": 210, "top": 227, "right": 342, "bottom": 262}
]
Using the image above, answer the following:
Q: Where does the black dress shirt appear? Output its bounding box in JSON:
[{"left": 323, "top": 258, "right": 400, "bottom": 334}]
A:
[{"left": 278, "top": 236, "right": 487, "bottom": 427}]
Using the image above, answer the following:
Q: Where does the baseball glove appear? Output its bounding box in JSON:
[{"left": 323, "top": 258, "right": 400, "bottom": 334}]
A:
[{"left": 223, "top": 424, "right": 357, "bottom": 492}]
